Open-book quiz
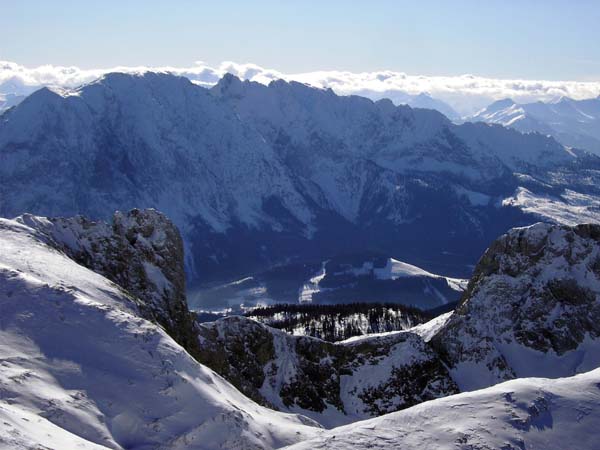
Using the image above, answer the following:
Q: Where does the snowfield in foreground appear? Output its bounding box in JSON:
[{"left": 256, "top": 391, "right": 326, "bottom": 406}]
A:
[
  {"left": 285, "top": 368, "right": 600, "bottom": 450},
  {"left": 0, "top": 217, "right": 320, "bottom": 450}
]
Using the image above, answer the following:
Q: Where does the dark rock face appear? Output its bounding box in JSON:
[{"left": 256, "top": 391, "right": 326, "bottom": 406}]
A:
[
  {"left": 279, "top": 336, "right": 347, "bottom": 413},
  {"left": 198, "top": 317, "right": 346, "bottom": 412},
  {"left": 17, "top": 209, "right": 201, "bottom": 358},
  {"left": 197, "top": 316, "right": 458, "bottom": 423},
  {"left": 357, "top": 356, "right": 458, "bottom": 416},
  {"left": 433, "top": 222, "right": 600, "bottom": 390},
  {"left": 197, "top": 316, "right": 278, "bottom": 407}
]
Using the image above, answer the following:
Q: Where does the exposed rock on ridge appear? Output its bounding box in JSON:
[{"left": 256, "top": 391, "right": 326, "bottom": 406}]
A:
[
  {"left": 197, "top": 316, "right": 458, "bottom": 426},
  {"left": 433, "top": 222, "right": 600, "bottom": 390},
  {"left": 16, "top": 208, "right": 201, "bottom": 358}
]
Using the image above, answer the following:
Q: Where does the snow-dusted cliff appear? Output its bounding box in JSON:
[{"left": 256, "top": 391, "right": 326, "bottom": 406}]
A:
[
  {"left": 0, "top": 215, "right": 321, "bottom": 449},
  {"left": 197, "top": 316, "right": 457, "bottom": 427},
  {"left": 15, "top": 209, "right": 201, "bottom": 357},
  {"left": 433, "top": 222, "right": 600, "bottom": 390}
]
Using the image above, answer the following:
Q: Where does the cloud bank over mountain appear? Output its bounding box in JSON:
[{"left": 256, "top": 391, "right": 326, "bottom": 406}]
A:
[{"left": 2, "top": 60, "right": 600, "bottom": 115}]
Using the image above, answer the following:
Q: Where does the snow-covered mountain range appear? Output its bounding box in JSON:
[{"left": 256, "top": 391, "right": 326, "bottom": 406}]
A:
[
  {"left": 0, "top": 75, "right": 460, "bottom": 120},
  {"left": 352, "top": 89, "right": 460, "bottom": 120},
  {"left": 2, "top": 71, "right": 599, "bottom": 297},
  {"left": 469, "top": 96, "right": 600, "bottom": 155}
]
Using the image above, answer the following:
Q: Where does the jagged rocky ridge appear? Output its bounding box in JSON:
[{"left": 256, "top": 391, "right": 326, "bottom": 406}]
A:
[{"left": 2, "top": 72, "right": 600, "bottom": 291}]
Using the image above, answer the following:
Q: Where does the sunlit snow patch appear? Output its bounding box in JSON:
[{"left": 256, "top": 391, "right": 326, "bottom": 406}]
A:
[{"left": 503, "top": 187, "right": 600, "bottom": 226}]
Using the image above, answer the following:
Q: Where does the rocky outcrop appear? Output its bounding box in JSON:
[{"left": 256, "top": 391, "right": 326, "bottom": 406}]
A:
[
  {"left": 198, "top": 316, "right": 458, "bottom": 425},
  {"left": 432, "top": 223, "right": 600, "bottom": 390},
  {"left": 16, "top": 209, "right": 201, "bottom": 358}
]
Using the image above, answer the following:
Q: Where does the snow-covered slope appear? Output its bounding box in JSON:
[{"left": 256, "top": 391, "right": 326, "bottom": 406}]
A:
[
  {"left": 299, "top": 257, "right": 467, "bottom": 308},
  {"left": 2, "top": 72, "right": 600, "bottom": 289},
  {"left": 433, "top": 222, "right": 600, "bottom": 391},
  {"left": 0, "top": 216, "right": 321, "bottom": 449},
  {"left": 285, "top": 368, "right": 600, "bottom": 450},
  {"left": 3, "top": 210, "right": 600, "bottom": 448},
  {"left": 470, "top": 96, "right": 600, "bottom": 155},
  {"left": 373, "top": 258, "right": 467, "bottom": 291},
  {"left": 15, "top": 209, "right": 201, "bottom": 357}
]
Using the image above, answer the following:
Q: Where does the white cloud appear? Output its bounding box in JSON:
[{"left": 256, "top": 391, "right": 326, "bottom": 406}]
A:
[{"left": 1, "top": 60, "right": 600, "bottom": 115}]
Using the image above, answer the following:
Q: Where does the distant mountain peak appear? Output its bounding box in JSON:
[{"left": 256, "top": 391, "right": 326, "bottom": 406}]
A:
[
  {"left": 469, "top": 95, "right": 600, "bottom": 154},
  {"left": 488, "top": 97, "right": 516, "bottom": 109}
]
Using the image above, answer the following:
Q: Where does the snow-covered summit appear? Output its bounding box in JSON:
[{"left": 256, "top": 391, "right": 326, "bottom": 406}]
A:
[
  {"left": 470, "top": 95, "right": 600, "bottom": 155},
  {"left": 433, "top": 222, "right": 600, "bottom": 391}
]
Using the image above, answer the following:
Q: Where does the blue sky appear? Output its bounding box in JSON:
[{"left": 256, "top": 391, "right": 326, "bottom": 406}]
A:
[{"left": 3, "top": 0, "right": 600, "bottom": 80}]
